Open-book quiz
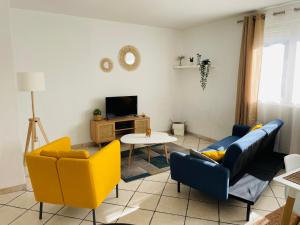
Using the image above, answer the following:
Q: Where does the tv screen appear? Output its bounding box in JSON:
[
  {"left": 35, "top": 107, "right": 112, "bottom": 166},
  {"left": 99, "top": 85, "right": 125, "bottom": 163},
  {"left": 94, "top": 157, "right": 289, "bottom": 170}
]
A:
[{"left": 106, "top": 96, "right": 138, "bottom": 119}]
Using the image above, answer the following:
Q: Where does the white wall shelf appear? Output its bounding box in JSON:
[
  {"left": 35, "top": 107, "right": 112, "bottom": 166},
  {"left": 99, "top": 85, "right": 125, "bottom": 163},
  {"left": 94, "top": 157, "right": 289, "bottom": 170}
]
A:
[{"left": 173, "top": 65, "right": 200, "bottom": 69}]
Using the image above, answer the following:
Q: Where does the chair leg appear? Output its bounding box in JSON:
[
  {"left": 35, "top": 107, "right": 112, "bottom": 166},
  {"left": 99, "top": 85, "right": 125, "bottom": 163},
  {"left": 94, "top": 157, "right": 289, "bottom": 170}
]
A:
[
  {"left": 116, "top": 184, "right": 119, "bottom": 198},
  {"left": 39, "top": 202, "right": 43, "bottom": 220},
  {"left": 92, "top": 209, "right": 96, "bottom": 225},
  {"left": 246, "top": 204, "right": 251, "bottom": 221},
  {"left": 177, "top": 182, "right": 180, "bottom": 193}
]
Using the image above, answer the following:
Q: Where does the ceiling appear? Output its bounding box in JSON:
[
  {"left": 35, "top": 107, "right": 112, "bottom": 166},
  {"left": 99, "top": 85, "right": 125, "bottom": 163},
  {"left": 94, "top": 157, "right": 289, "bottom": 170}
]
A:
[{"left": 10, "top": 0, "right": 292, "bottom": 29}]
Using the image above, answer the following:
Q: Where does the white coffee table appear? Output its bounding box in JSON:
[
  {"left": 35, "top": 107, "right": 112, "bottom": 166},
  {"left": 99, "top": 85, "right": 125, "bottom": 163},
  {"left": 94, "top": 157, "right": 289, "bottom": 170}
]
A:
[{"left": 120, "top": 132, "right": 177, "bottom": 166}]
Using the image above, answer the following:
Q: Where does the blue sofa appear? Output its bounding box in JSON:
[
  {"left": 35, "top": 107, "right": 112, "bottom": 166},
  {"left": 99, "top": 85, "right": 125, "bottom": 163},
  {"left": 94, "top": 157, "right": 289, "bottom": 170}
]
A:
[{"left": 170, "top": 119, "right": 284, "bottom": 220}]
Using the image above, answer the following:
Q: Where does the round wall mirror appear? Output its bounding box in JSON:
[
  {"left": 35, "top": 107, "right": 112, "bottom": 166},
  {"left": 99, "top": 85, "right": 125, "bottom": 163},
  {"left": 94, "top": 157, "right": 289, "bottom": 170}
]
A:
[
  {"left": 119, "top": 45, "right": 140, "bottom": 71},
  {"left": 125, "top": 52, "right": 135, "bottom": 65},
  {"left": 100, "top": 58, "right": 113, "bottom": 72}
]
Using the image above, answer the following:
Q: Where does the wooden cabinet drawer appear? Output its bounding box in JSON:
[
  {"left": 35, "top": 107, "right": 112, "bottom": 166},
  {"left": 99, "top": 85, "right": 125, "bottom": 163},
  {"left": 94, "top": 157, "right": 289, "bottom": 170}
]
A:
[
  {"left": 135, "top": 119, "right": 149, "bottom": 133},
  {"left": 91, "top": 122, "right": 115, "bottom": 143}
]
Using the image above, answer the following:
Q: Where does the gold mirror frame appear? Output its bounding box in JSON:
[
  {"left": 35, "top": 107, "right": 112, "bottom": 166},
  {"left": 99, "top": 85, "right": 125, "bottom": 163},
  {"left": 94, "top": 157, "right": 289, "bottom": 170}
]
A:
[
  {"left": 119, "top": 45, "right": 140, "bottom": 71},
  {"left": 100, "top": 58, "right": 113, "bottom": 72}
]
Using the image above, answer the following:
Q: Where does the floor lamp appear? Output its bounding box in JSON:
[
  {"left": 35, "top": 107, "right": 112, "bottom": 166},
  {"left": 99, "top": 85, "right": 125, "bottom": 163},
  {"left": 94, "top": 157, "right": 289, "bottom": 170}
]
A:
[{"left": 17, "top": 72, "right": 49, "bottom": 165}]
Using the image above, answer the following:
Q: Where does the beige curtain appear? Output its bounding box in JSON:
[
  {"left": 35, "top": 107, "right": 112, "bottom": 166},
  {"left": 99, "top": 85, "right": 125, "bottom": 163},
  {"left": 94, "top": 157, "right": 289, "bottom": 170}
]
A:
[{"left": 235, "top": 14, "right": 265, "bottom": 126}]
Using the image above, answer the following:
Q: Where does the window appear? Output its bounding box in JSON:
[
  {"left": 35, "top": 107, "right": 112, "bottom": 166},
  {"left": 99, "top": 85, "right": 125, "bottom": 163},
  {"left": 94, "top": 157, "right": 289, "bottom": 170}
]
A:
[
  {"left": 259, "top": 43, "right": 285, "bottom": 103},
  {"left": 292, "top": 41, "right": 300, "bottom": 104}
]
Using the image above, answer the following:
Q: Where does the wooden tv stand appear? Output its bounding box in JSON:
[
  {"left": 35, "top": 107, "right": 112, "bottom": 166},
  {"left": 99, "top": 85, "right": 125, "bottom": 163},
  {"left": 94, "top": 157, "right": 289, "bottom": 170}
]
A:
[{"left": 90, "top": 115, "right": 150, "bottom": 144}]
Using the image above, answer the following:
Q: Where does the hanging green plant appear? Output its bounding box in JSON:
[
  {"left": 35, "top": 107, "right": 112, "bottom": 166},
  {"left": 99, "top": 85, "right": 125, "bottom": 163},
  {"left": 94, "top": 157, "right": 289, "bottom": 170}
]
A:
[{"left": 199, "top": 59, "right": 211, "bottom": 90}]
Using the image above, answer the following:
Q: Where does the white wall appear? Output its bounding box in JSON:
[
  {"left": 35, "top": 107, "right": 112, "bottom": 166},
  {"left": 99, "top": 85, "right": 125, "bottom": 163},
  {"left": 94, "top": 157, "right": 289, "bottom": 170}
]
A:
[
  {"left": 10, "top": 9, "right": 243, "bottom": 146},
  {"left": 0, "top": 1, "right": 25, "bottom": 189},
  {"left": 11, "top": 9, "right": 182, "bottom": 145},
  {"left": 177, "top": 17, "right": 243, "bottom": 140}
]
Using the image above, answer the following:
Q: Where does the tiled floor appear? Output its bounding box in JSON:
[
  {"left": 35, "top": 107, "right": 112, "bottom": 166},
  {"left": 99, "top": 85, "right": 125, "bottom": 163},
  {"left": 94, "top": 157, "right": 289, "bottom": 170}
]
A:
[{"left": 0, "top": 134, "right": 286, "bottom": 225}]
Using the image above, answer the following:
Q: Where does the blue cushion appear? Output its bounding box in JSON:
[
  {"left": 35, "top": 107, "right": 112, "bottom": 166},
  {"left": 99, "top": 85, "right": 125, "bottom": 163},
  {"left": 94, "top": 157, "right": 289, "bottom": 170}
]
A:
[{"left": 207, "top": 136, "right": 240, "bottom": 150}]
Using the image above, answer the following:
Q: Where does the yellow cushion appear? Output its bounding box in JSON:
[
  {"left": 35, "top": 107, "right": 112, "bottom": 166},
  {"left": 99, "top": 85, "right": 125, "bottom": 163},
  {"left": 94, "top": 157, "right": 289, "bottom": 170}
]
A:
[
  {"left": 60, "top": 150, "right": 90, "bottom": 159},
  {"left": 250, "top": 123, "right": 263, "bottom": 131},
  {"left": 202, "top": 150, "right": 226, "bottom": 161},
  {"left": 40, "top": 149, "right": 61, "bottom": 158}
]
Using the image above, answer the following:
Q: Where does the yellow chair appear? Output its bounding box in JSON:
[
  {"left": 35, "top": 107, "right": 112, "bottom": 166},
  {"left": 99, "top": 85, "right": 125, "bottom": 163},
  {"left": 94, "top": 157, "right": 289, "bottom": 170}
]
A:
[{"left": 26, "top": 137, "right": 121, "bottom": 225}]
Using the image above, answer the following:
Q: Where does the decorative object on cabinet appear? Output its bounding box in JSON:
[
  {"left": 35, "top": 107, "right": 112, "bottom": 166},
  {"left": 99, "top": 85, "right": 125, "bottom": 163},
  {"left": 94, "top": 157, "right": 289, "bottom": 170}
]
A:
[
  {"left": 93, "top": 108, "right": 103, "bottom": 121},
  {"left": 189, "top": 57, "right": 194, "bottom": 65},
  {"left": 146, "top": 128, "right": 152, "bottom": 137},
  {"left": 17, "top": 72, "right": 49, "bottom": 165},
  {"left": 199, "top": 59, "right": 211, "bottom": 90},
  {"left": 196, "top": 53, "right": 202, "bottom": 65},
  {"left": 100, "top": 58, "right": 113, "bottom": 72},
  {"left": 176, "top": 56, "right": 185, "bottom": 66},
  {"left": 119, "top": 45, "right": 140, "bottom": 71},
  {"left": 90, "top": 115, "right": 150, "bottom": 144}
]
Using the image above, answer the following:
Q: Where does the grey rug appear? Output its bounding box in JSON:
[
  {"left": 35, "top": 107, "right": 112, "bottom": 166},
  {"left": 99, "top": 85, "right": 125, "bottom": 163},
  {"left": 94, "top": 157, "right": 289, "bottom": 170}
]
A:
[{"left": 121, "top": 142, "right": 189, "bottom": 182}]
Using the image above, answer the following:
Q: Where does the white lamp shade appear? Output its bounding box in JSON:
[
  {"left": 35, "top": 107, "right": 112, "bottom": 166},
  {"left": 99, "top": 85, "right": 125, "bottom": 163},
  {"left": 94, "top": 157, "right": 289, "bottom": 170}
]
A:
[{"left": 17, "top": 72, "right": 46, "bottom": 92}]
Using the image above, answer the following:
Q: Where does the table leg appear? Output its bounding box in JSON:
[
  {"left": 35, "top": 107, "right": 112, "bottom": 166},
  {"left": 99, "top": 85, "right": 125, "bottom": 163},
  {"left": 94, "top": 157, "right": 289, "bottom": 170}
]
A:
[
  {"left": 147, "top": 146, "right": 151, "bottom": 163},
  {"left": 128, "top": 144, "right": 134, "bottom": 167},
  {"left": 164, "top": 144, "right": 168, "bottom": 163},
  {"left": 280, "top": 196, "right": 295, "bottom": 225}
]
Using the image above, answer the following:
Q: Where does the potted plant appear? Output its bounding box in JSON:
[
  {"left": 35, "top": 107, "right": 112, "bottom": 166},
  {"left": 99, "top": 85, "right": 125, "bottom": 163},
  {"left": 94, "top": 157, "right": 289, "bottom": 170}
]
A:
[{"left": 93, "top": 108, "right": 103, "bottom": 121}]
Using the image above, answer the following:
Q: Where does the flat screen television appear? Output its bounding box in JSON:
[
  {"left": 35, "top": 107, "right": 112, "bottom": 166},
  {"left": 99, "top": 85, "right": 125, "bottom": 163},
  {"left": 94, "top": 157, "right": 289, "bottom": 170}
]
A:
[{"left": 106, "top": 96, "right": 138, "bottom": 119}]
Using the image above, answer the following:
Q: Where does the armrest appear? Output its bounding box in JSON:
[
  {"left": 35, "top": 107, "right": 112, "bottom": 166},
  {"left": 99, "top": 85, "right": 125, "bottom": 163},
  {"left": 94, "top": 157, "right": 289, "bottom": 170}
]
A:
[
  {"left": 232, "top": 124, "right": 250, "bottom": 137},
  {"left": 90, "top": 140, "right": 121, "bottom": 204},
  {"left": 170, "top": 152, "right": 230, "bottom": 200}
]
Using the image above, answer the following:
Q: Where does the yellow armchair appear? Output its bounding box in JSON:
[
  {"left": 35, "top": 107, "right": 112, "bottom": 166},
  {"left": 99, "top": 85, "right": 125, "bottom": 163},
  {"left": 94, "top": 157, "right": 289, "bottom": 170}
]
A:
[{"left": 26, "top": 137, "right": 121, "bottom": 225}]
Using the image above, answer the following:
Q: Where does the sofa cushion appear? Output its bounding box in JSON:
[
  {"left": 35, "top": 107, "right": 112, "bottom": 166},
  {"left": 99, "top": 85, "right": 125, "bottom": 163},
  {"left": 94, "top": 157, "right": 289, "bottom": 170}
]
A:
[
  {"left": 189, "top": 149, "right": 219, "bottom": 164},
  {"left": 202, "top": 150, "right": 226, "bottom": 161},
  {"left": 208, "top": 136, "right": 240, "bottom": 150},
  {"left": 60, "top": 150, "right": 90, "bottom": 159},
  {"left": 222, "top": 129, "right": 267, "bottom": 181}
]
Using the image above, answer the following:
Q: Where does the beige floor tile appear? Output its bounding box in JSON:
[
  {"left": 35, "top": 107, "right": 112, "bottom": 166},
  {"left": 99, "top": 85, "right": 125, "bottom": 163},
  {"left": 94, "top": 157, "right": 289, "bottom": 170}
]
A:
[
  {"left": 261, "top": 186, "right": 275, "bottom": 197},
  {"left": 185, "top": 217, "right": 218, "bottom": 225},
  {"left": 80, "top": 221, "right": 102, "bottom": 225},
  {"left": 162, "top": 183, "right": 190, "bottom": 199},
  {"left": 46, "top": 215, "right": 81, "bottom": 225},
  {"left": 220, "top": 198, "right": 247, "bottom": 208},
  {"left": 10, "top": 210, "right": 52, "bottom": 225},
  {"left": 0, "top": 206, "right": 26, "bottom": 225},
  {"left": 270, "top": 180, "right": 284, "bottom": 187},
  {"left": 57, "top": 206, "right": 91, "bottom": 219},
  {"left": 277, "top": 198, "right": 286, "bottom": 206},
  {"left": 253, "top": 196, "right": 279, "bottom": 211},
  {"left": 173, "top": 135, "right": 185, "bottom": 145},
  {"left": 144, "top": 172, "right": 169, "bottom": 182},
  {"left": 137, "top": 180, "right": 165, "bottom": 194},
  {"left": 271, "top": 185, "right": 285, "bottom": 198},
  {"left": 156, "top": 196, "right": 188, "bottom": 216},
  {"left": 127, "top": 192, "right": 160, "bottom": 210},
  {"left": 104, "top": 189, "right": 134, "bottom": 206},
  {"left": 220, "top": 205, "right": 247, "bottom": 224},
  {"left": 150, "top": 212, "right": 185, "bottom": 225},
  {"left": 8, "top": 192, "right": 37, "bottom": 209},
  {"left": 80, "top": 220, "right": 101, "bottom": 225},
  {"left": 31, "top": 202, "right": 63, "bottom": 214},
  {"left": 189, "top": 188, "right": 218, "bottom": 204},
  {"left": 118, "top": 179, "right": 143, "bottom": 191},
  {"left": 86, "top": 203, "right": 124, "bottom": 223},
  {"left": 187, "top": 200, "right": 218, "bottom": 221},
  {"left": 249, "top": 209, "right": 270, "bottom": 223},
  {"left": 0, "top": 191, "right": 25, "bottom": 204},
  {"left": 198, "top": 143, "right": 210, "bottom": 150},
  {"left": 183, "top": 135, "right": 200, "bottom": 149},
  {"left": 167, "top": 176, "right": 177, "bottom": 184},
  {"left": 118, "top": 207, "right": 153, "bottom": 225},
  {"left": 26, "top": 177, "right": 33, "bottom": 191}
]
